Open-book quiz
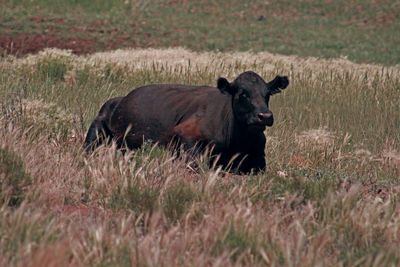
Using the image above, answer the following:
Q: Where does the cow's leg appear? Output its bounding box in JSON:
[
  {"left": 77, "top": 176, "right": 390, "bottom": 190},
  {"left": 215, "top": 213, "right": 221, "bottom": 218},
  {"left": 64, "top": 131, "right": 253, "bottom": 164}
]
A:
[
  {"left": 237, "top": 133, "right": 267, "bottom": 174},
  {"left": 240, "top": 154, "right": 266, "bottom": 174},
  {"left": 172, "top": 135, "right": 205, "bottom": 163}
]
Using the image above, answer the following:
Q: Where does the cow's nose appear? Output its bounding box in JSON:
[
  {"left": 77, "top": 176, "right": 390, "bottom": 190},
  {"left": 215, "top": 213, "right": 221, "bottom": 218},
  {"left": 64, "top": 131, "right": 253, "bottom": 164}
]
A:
[
  {"left": 257, "top": 112, "right": 272, "bottom": 121},
  {"left": 257, "top": 112, "right": 274, "bottom": 126}
]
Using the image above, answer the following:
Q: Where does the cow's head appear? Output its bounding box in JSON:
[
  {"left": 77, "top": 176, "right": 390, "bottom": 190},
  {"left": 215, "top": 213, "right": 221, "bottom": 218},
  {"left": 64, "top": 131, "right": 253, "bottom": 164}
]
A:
[{"left": 217, "top": 71, "right": 289, "bottom": 129}]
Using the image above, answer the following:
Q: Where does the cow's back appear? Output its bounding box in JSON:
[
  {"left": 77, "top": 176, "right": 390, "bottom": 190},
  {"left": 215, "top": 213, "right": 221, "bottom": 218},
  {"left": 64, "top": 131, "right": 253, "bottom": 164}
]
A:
[{"left": 110, "top": 84, "right": 231, "bottom": 148}]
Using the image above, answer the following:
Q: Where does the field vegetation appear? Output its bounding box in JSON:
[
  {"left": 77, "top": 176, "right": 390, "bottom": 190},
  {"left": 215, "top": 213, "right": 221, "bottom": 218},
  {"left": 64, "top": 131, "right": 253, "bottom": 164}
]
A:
[
  {"left": 0, "top": 48, "right": 399, "bottom": 266},
  {"left": 1, "top": 0, "right": 400, "bottom": 65},
  {"left": 1, "top": 0, "right": 400, "bottom": 266}
]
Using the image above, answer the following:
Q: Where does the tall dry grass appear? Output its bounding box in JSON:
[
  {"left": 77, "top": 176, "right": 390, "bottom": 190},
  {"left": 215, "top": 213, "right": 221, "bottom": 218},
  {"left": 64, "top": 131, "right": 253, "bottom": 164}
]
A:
[{"left": 0, "top": 48, "right": 399, "bottom": 266}]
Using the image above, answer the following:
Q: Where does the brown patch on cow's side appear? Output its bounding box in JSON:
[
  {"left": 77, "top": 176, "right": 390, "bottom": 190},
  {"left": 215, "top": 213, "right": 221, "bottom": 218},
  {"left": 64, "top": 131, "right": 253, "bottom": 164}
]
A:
[{"left": 174, "top": 117, "right": 205, "bottom": 141}]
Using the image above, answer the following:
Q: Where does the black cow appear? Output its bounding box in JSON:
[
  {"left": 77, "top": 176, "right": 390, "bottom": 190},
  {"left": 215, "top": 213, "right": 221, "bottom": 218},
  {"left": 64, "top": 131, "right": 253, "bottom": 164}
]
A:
[{"left": 84, "top": 71, "right": 289, "bottom": 173}]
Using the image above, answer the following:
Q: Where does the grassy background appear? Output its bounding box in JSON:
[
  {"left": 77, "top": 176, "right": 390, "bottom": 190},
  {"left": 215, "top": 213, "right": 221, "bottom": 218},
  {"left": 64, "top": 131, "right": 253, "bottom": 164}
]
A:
[
  {"left": 0, "top": 48, "right": 399, "bottom": 266},
  {"left": 1, "top": 0, "right": 400, "bottom": 265},
  {"left": 1, "top": 0, "right": 400, "bottom": 65}
]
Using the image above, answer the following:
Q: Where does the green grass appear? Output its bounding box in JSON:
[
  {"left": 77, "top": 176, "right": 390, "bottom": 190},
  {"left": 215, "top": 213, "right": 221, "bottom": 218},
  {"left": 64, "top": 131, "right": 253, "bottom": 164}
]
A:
[
  {"left": 36, "top": 55, "right": 69, "bottom": 83},
  {"left": 163, "top": 181, "right": 199, "bottom": 223},
  {"left": 1, "top": 0, "right": 400, "bottom": 65},
  {"left": 0, "top": 147, "right": 31, "bottom": 207},
  {"left": 212, "top": 223, "right": 260, "bottom": 262},
  {"left": 110, "top": 180, "right": 159, "bottom": 214}
]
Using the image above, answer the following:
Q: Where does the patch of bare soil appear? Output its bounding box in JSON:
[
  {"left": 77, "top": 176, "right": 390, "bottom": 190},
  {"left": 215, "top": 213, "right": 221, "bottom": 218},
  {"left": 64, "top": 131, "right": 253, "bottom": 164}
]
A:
[
  {"left": 0, "top": 15, "right": 136, "bottom": 57},
  {"left": 0, "top": 33, "right": 99, "bottom": 56}
]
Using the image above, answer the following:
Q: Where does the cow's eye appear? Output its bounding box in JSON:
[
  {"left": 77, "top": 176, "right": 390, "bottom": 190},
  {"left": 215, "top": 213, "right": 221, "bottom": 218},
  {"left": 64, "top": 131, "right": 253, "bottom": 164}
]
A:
[{"left": 240, "top": 92, "right": 249, "bottom": 99}]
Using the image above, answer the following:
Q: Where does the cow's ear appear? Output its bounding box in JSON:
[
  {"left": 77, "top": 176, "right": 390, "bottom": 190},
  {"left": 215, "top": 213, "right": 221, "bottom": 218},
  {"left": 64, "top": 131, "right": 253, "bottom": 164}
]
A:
[
  {"left": 217, "top": 77, "right": 235, "bottom": 95},
  {"left": 266, "top": 75, "right": 289, "bottom": 95}
]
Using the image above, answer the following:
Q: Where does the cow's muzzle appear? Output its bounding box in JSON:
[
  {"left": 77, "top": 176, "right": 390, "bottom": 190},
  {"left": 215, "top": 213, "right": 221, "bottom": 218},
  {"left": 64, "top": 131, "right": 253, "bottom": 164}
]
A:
[{"left": 256, "top": 112, "right": 274, "bottom": 127}]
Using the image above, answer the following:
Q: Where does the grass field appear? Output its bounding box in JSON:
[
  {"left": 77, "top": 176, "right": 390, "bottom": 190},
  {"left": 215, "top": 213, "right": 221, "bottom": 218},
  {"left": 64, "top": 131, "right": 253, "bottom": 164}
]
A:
[
  {"left": 1, "top": 0, "right": 400, "bottom": 266},
  {"left": 1, "top": 0, "right": 400, "bottom": 65},
  {"left": 0, "top": 48, "right": 399, "bottom": 266}
]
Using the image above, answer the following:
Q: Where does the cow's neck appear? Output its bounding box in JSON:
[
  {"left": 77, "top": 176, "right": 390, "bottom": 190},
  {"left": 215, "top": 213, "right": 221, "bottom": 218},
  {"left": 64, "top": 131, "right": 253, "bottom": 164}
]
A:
[{"left": 218, "top": 96, "right": 235, "bottom": 148}]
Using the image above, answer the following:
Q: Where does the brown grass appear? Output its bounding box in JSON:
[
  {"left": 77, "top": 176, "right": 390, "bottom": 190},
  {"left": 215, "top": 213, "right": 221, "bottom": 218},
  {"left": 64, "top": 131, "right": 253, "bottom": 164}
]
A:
[{"left": 1, "top": 48, "right": 400, "bottom": 266}]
